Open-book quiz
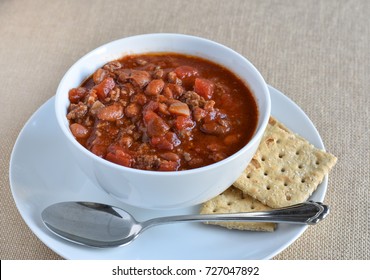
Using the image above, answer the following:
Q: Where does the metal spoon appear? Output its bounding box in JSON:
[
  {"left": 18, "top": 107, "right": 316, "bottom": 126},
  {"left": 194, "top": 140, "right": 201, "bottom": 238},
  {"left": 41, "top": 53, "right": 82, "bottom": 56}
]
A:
[{"left": 41, "top": 201, "right": 329, "bottom": 248}]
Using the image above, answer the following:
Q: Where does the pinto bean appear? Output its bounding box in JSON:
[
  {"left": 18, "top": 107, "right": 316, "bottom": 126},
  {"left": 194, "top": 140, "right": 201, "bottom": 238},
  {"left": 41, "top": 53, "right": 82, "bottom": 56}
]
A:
[
  {"left": 153, "top": 69, "right": 164, "bottom": 79},
  {"left": 201, "top": 121, "right": 230, "bottom": 135},
  {"left": 158, "top": 160, "right": 179, "bottom": 171},
  {"left": 93, "top": 68, "right": 109, "bottom": 85},
  {"left": 97, "top": 104, "right": 123, "bottom": 121},
  {"left": 68, "top": 87, "right": 87, "bottom": 103},
  {"left": 125, "top": 103, "right": 141, "bottom": 118},
  {"left": 146, "top": 113, "right": 170, "bottom": 137},
  {"left": 70, "top": 123, "right": 89, "bottom": 139},
  {"left": 174, "top": 66, "right": 199, "bottom": 79},
  {"left": 158, "top": 103, "right": 170, "bottom": 115},
  {"left": 131, "top": 93, "right": 147, "bottom": 105},
  {"left": 103, "top": 61, "right": 122, "bottom": 72},
  {"left": 167, "top": 71, "right": 177, "bottom": 83},
  {"left": 160, "top": 152, "right": 180, "bottom": 161},
  {"left": 90, "top": 144, "right": 107, "bottom": 157},
  {"left": 94, "top": 77, "right": 115, "bottom": 100},
  {"left": 117, "top": 69, "right": 131, "bottom": 83},
  {"left": 145, "top": 79, "right": 165, "bottom": 96},
  {"left": 106, "top": 149, "right": 133, "bottom": 167},
  {"left": 130, "top": 70, "right": 151, "bottom": 88}
]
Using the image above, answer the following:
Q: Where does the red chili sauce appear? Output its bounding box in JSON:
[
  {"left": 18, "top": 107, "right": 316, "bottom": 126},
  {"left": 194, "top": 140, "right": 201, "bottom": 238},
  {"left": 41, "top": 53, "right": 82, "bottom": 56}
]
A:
[{"left": 67, "top": 53, "right": 258, "bottom": 171}]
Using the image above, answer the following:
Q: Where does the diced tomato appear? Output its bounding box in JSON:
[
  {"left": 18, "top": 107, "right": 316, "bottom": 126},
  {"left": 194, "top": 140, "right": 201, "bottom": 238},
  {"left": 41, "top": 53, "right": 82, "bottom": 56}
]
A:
[
  {"left": 106, "top": 149, "right": 133, "bottom": 167},
  {"left": 194, "top": 78, "right": 214, "bottom": 99},
  {"left": 94, "top": 77, "right": 115, "bottom": 100},
  {"left": 174, "top": 66, "right": 199, "bottom": 79},
  {"left": 174, "top": 116, "right": 194, "bottom": 131}
]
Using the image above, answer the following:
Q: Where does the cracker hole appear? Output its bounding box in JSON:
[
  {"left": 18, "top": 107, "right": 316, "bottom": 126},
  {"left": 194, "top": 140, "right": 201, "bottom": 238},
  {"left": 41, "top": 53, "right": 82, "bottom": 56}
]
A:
[
  {"left": 286, "top": 195, "right": 292, "bottom": 201},
  {"left": 284, "top": 182, "right": 288, "bottom": 186},
  {"left": 296, "top": 151, "right": 300, "bottom": 155},
  {"left": 281, "top": 168, "right": 286, "bottom": 173},
  {"left": 278, "top": 153, "right": 284, "bottom": 158},
  {"left": 246, "top": 174, "right": 251, "bottom": 179},
  {"left": 298, "top": 164, "right": 303, "bottom": 169},
  {"left": 251, "top": 205, "right": 255, "bottom": 210},
  {"left": 227, "top": 202, "right": 232, "bottom": 206},
  {"left": 264, "top": 172, "right": 268, "bottom": 176},
  {"left": 261, "top": 156, "right": 266, "bottom": 162},
  {"left": 301, "top": 178, "right": 306, "bottom": 183},
  {"left": 266, "top": 185, "right": 271, "bottom": 190},
  {"left": 276, "top": 139, "right": 281, "bottom": 144},
  {"left": 316, "top": 161, "right": 320, "bottom": 165}
]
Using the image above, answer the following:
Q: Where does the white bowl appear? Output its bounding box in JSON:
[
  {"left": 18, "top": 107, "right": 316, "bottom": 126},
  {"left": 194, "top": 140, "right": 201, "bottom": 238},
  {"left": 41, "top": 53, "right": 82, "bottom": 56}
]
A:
[{"left": 55, "top": 33, "right": 271, "bottom": 209}]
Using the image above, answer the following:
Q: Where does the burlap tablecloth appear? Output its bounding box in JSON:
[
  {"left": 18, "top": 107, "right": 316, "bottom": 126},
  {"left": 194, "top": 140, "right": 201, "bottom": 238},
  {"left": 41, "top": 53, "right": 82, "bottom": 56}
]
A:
[{"left": 1, "top": 0, "right": 368, "bottom": 260}]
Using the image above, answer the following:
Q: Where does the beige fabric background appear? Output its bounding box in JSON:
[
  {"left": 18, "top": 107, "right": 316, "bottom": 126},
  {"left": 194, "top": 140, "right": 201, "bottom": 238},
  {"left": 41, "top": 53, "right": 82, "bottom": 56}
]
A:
[{"left": 0, "top": 0, "right": 368, "bottom": 260}]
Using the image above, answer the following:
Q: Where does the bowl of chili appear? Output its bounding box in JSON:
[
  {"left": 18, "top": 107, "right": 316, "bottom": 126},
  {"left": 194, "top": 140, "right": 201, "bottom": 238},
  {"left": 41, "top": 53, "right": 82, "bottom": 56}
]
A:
[{"left": 55, "top": 33, "right": 270, "bottom": 209}]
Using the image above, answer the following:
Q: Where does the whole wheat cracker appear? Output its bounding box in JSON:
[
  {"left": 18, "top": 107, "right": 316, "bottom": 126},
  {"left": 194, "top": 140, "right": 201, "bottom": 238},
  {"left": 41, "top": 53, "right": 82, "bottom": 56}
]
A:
[
  {"left": 234, "top": 117, "right": 337, "bottom": 208},
  {"left": 200, "top": 186, "right": 276, "bottom": 232}
]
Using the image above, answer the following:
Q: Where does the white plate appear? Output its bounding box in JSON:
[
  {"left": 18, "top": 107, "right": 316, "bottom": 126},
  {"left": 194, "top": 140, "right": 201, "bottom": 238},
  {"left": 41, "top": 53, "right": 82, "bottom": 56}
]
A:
[{"left": 9, "top": 86, "right": 327, "bottom": 260}]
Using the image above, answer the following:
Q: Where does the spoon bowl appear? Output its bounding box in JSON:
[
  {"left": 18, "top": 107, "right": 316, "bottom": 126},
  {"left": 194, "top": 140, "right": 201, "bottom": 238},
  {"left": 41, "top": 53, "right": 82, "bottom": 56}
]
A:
[
  {"left": 41, "top": 202, "right": 143, "bottom": 247},
  {"left": 41, "top": 201, "right": 329, "bottom": 248}
]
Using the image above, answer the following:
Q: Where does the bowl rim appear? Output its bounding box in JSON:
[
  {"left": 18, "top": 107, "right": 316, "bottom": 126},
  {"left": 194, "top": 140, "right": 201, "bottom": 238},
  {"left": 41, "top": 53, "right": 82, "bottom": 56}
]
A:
[{"left": 55, "top": 33, "right": 271, "bottom": 176}]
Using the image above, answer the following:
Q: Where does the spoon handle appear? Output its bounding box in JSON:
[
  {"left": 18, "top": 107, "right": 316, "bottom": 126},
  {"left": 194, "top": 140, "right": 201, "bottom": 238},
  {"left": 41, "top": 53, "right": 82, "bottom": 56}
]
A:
[{"left": 143, "top": 201, "right": 329, "bottom": 229}]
